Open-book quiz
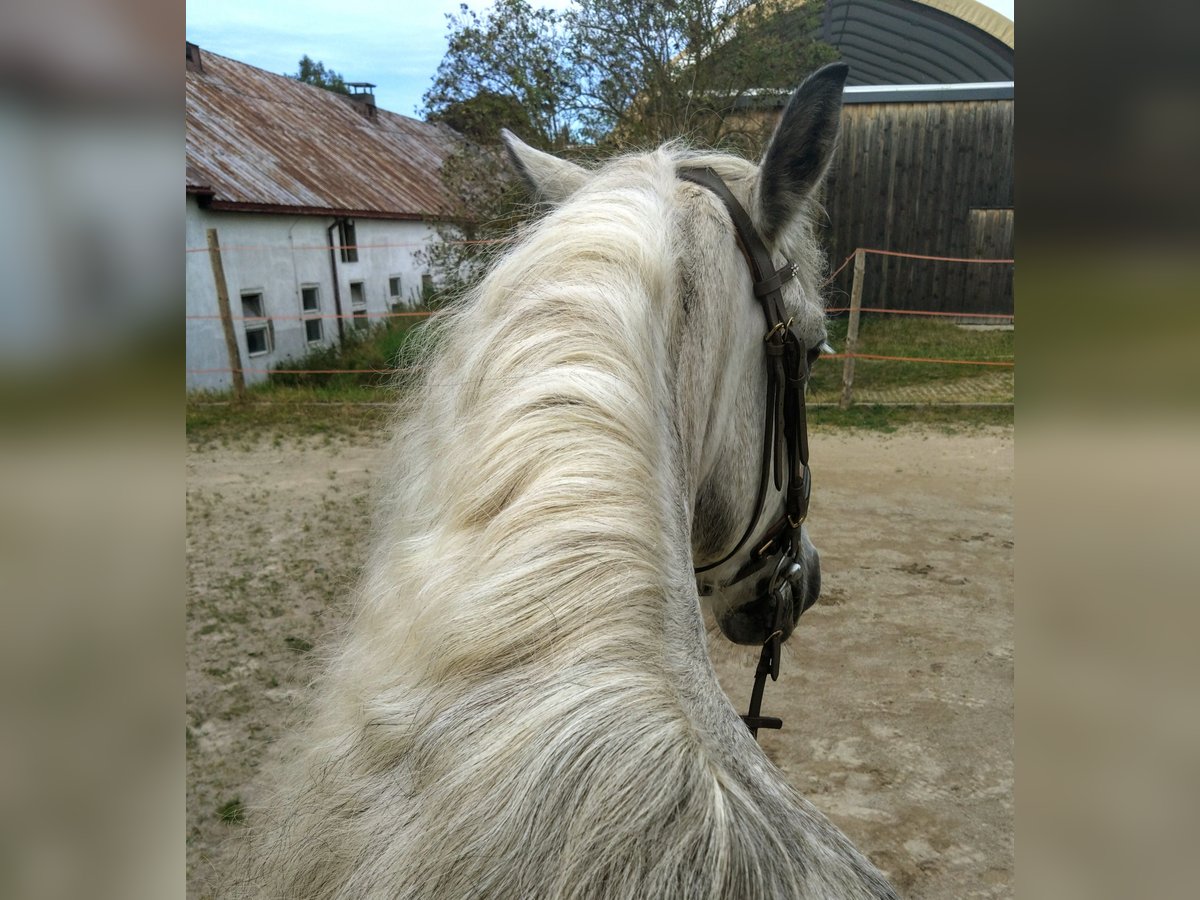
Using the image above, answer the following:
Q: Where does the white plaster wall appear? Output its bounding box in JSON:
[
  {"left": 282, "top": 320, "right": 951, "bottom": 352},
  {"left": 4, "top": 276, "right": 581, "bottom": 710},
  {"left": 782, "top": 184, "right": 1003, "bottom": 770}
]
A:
[{"left": 186, "top": 199, "right": 439, "bottom": 392}]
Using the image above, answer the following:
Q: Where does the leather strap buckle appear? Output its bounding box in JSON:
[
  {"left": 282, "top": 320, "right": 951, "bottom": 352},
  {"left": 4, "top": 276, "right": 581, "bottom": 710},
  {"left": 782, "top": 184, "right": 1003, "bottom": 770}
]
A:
[{"left": 764, "top": 316, "right": 794, "bottom": 342}]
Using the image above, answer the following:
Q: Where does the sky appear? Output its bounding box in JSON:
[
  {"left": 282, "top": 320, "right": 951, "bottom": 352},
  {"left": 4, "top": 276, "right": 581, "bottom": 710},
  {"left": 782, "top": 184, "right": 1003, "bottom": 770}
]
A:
[{"left": 185, "top": 0, "right": 1015, "bottom": 119}]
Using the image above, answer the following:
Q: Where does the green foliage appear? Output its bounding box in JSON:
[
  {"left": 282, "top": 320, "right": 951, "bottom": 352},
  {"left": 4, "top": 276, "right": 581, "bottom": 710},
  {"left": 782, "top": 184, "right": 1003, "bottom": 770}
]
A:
[
  {"left": 418, "top": 1, "right": 838, "bottom": 298},
  {"left": 293, "top": 54, "right": 349, "bottom": 94},
  {"left": 424, "top": 1, "right": 836, "bottom": 150},
  {"left": 431, "top": 90, "right": 536, "bottom": 145},
  {"left": 267, "top": 316, "right": 431, "bottom": 389},
  {"left": 424, "top": 0, "right": 576, "bottom": 150},
  {"left": 419, "top": 1, "right": 580, "bottom": 300},
  {"left": 415, "top": 141, "right": 533, "bottom": 304},
  {"left": 568, "top": 0, "right": 839, "bottom": 149}
]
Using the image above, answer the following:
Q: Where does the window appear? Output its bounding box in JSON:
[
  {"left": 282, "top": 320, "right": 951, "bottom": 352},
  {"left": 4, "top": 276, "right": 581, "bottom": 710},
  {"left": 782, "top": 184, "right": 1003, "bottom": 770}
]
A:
[
  {"left": 349, "top": 281, "right": 368, "bottom": 330},
  {"left": 421, "top": 273, "right": 434, "bottom": 302},
  {"left": 241, "top": 292, "right": 273, "bottom": 356},
  {"left": 301, "top": 285, "right": 320, "bottom": 312},
  {"left": 338, "top": 219, "right": 358, "bottom": 263},
  {"left": 388, "top": 275, "right": 403, "bottom": 310},
  {"left": 300, "top": 284, "right": 323, "bottom": 345}
]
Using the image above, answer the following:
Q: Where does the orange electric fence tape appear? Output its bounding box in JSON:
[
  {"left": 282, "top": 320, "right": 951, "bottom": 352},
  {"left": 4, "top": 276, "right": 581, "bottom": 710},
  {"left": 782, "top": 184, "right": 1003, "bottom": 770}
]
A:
[
  {"left": 187, "top": 243, "right": 1014, "bottom": 263},
  {"left": 187, "top": 246, "right": 1014, "bottom": 377},
  {"left": 822, "top": 248, "right": 1013, "bottom": 287},
  {"left": 860, "top": 248, "right": 1014, "bottom": 264},
  {"left": 823, "top": 253, "right": 857, "bottom": 285},
  {"left": 186, "top": 311, "right": 433, "bottom": 321},
  {"left": 184, "top": 238, "right": 512, "bottom": 253},
  {"left": 187, "top": 350, "right": 1013, "bottom": 377},
  {"left": 825, "top": 353, "right": 1013, "bottom": 367},
  {"left": 188, "top": 368, "right": 416, "bottom": 376},
  {"left": 825, "top": 307, "right": 1013, "bottom": 320}
]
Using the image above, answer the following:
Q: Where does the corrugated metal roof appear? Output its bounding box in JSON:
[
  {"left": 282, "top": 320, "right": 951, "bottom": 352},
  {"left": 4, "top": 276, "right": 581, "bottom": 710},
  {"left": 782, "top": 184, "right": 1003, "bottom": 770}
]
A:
[
  {"left": 915, "top": 0, "right": 1013, "bottom": 49},
  {"left": 185, "top": 47, "right": 460, "bottom": 220},
  {"left": 817, "top": 0, "right": 1013, "bottom": 86}
]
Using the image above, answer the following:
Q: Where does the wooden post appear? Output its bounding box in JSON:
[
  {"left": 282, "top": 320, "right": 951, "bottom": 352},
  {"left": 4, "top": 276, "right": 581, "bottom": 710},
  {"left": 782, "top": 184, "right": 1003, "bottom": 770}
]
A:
[
  {"left": 839, "top": 248, "right": 866, "bottom": 409},
  {"left": 206, "top": 228, "right": 245, "bottom": 402}
]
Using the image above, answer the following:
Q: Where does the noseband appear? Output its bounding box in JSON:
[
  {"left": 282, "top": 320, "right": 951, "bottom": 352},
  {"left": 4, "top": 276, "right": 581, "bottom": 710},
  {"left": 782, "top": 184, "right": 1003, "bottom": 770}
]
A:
[{"left": 678, "top": 166, "right": 815, "bottom": 739}]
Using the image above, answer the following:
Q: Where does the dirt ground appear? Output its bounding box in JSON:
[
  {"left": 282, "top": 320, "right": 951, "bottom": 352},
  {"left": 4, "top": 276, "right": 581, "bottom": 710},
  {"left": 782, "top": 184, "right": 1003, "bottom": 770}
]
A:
[{"left": 186, "top": 425, "right": 1012, "bottom": 898}]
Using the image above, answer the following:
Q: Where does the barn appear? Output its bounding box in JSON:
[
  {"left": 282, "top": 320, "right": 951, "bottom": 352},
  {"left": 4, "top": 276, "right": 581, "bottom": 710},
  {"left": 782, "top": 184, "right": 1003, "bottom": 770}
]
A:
[
  {"left": 765, "top": 0, "right": 1014, "bottom": 315},
  {"left": 185, "top": 43, "right": 460, "bottom": 392}
]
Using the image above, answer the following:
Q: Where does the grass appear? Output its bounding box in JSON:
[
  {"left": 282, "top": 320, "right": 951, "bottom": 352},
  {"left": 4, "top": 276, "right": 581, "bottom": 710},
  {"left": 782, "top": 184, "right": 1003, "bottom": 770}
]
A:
[
  {"left": 284, "top": 636, "right": 314, "bottom": 654},
  {"left": 186, "top": 317, "right": 429, "bottom": 443},
  {"left": 808, "top": 314, "right": 1014, "bottom": 398},
  {"left": 186, "top": 393, "right": 393, "bottom": 446},
  {"left": 186, "top": 313, "right": 1013, "bottom": 442},
  {"left": 810, "top": 404, "right": 1012, "bottom": 432},
  {"left": 216, "top": 798, "right": 245, "bottom": 825},
  {"left": 268, "top": 314, "right": 431, "bottom": 390},
  {"left": 186, "top": 394, "right": 1010, "bottom": 442}
]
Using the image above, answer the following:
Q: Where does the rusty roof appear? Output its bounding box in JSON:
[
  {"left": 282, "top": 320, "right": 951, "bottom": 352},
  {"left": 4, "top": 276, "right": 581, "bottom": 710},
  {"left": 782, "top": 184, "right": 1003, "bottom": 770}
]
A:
[{"left": 185, "top": 46, "right": 460, "bottom": 220}]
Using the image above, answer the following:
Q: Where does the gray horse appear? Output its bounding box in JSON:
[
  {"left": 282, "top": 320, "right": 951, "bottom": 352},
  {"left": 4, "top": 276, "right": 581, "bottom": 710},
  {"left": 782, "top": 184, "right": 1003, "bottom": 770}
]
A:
[{"left": 239, "top": 63, "right": 898, "bottom": 899}]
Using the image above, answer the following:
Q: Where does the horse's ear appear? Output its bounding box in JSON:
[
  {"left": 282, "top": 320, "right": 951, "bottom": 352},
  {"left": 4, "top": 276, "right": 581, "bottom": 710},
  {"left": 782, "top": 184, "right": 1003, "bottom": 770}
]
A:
[
  {"left": 501, "top": 129, "right": 588, "bottom": 205},
  {"left": 756, "top": 63, "right": 849, "bottom": 241}
]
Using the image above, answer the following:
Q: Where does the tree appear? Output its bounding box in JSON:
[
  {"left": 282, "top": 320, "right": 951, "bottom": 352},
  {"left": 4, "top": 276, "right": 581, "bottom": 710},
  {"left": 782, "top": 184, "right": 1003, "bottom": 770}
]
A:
[
  {"left": 422, "top": 0, "right": 577, "bottom": 151},
  {"left": 429, "top": 91, "right": 536, "bottom": 146},
  {"left": 418, "top": 0, "right": 837, "bottom": 299},
  {"left": 568, "top": 0, "right": 838, "bottom": 150},
  {"left": 424, "top": 0, "right": 836, "bottom": 152},
  {"left": 293, "top": 55, "right": 349, "bottom": 95},
  {"left": 419, "top": 2, "right": 583, "bottom": 302},
  {"left": 415, "top": 141, "right": 527, "bottom": 306}
]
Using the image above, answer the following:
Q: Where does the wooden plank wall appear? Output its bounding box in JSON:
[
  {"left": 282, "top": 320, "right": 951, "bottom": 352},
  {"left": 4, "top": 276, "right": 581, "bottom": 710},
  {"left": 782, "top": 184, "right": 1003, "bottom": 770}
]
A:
[
  {"left": 820, "top": 99, "right": 1014, "bottom": 315},
  {"left": 965, "top": 207, "right": 1014, "bottom": 308}
]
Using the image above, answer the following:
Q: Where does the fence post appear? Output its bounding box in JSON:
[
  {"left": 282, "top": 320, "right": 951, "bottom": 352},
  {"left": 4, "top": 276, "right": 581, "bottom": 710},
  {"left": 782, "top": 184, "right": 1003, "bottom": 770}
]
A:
[
  {"left": 206, "top": 228, "right": 246, "bottom": 402},
  {"left": 839, "top": 248, "right": 865, "bottom": 409}
]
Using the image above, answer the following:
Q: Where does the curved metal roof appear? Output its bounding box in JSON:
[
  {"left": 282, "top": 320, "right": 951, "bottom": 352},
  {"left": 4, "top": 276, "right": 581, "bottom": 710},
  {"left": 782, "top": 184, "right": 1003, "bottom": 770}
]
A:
[
  {"left": 815, "top": 0, "right": 1013, "bottom": 86},
  {"left": 913, "top": 0, "right": 1013, "bottom": 48}
]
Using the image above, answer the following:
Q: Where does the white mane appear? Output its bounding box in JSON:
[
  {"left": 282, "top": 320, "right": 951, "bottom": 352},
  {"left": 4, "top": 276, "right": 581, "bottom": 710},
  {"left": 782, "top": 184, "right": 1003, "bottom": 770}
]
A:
[{"left": 238, "top": 141, "right": 895, "bottom": 899}]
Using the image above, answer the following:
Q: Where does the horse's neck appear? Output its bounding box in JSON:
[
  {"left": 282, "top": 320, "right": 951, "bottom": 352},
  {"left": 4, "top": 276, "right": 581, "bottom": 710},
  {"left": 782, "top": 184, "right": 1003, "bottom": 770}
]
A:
[
  {"left": 300, "top": 205, "right": 898, "bottom": 900},
  {"left": 365, "top": 267, "right": 746, "bottom": 759}
]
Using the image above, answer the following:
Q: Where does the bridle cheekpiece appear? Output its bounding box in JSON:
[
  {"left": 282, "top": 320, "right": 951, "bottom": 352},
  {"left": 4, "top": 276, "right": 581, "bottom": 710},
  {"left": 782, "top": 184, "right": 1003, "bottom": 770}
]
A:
[{"left": 678, "top": 166, "right": 816, "bottom": 739}]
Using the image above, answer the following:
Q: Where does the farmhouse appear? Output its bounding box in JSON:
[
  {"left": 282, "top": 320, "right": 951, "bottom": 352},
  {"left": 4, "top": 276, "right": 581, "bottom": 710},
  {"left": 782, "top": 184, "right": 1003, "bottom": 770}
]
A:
[{"left": 185, "top": 43, "right": 460, "bottom": 392}]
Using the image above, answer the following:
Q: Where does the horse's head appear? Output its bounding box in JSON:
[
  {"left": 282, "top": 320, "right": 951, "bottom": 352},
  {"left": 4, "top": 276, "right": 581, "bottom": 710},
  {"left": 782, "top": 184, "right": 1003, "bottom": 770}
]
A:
[
  {"left": 500, "top": 64, "right": 848, "bottom": 648},
  {"left": 684, "top": 65, "right": 846, "bottom": 646}
]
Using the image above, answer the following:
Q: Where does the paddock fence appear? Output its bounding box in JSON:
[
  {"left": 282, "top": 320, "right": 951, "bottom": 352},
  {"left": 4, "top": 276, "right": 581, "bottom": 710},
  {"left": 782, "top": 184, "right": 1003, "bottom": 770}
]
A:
[
  {"left": 186, "top": 238, "right": 1013, "bottom": 409},
  {"left": 815, "top": 247, "right": 1014, "bottom": 408}
]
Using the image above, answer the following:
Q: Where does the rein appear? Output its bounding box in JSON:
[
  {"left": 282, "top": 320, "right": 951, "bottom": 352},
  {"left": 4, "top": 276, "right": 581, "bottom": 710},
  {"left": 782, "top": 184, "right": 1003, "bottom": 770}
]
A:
[{"left": 677, "top": 166, "right": 814, "bottom": 740}]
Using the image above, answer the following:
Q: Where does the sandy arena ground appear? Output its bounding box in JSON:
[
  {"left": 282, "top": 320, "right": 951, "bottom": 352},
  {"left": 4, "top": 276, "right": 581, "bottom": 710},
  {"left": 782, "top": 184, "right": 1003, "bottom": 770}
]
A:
[{"left": 186, "top": 425, "right": 1012, "bottom": 898}]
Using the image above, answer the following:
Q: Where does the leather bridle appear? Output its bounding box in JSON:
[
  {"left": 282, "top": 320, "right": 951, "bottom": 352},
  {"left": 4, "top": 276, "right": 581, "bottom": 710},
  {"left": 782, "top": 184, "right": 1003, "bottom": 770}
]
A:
[{"left": 678, "top": 166, "right": 817, "bottom": 739}]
